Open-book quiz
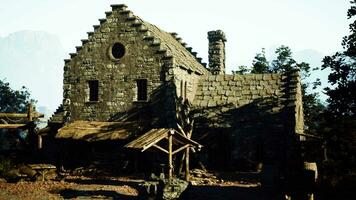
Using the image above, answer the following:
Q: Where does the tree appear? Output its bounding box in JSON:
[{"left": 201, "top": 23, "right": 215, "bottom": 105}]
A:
[
  {"left": 251, "top": 46, "right": 325, "bottom": 134},
  {"left": 232, "top": 65, "right": 250, "bottom": 75},
  {"left": 322, "top": 1, "right": 356, "bottom": 117},
  {"left": 321, "top": 0, "right": 356, "bottom": 178},
  {"left": 0, "top": 79, "right": 35, "bottom": 113},
  {"left": 251, "top": 48, "right": 270, "bottom": 73}
]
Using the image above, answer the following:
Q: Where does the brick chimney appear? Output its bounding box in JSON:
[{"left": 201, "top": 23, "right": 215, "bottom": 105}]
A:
[{"left": 208, "top": 30, "right": 226, "bottom": 75}]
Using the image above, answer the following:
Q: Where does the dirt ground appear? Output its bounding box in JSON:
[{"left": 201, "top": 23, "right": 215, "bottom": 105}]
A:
[
  {"left": 0, "top": 172, "right": 286, "bottom": 200},
  {"left": 0, "top": 175, "right": 141, "bottom": 200}
]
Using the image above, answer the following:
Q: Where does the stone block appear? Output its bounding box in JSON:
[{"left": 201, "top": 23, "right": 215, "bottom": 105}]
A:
[
  {"left": 263, "top": 74, "right": 272, "bottom": 80},
  {"left": 242, "top": 90, "right": 250, "bottom": 95},
  {"left": 208, "top": 100, "right": 217, "bottom": 107},
  {"left": 200, "top": 100, "right": 208, "bottom": 107}
]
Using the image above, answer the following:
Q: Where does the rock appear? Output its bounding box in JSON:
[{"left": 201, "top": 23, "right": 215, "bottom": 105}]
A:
[
  {"left": 162, "top": 178, "right": 189, "bottom": 200},
  {"left": 18, "top": 165, "right": 36, "bottom": 178}
]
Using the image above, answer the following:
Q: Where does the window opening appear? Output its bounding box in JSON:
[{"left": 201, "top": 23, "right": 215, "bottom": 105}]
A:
[
  {"left": 136, "top": 79, "right": 148, "bottom": 101},
  {"left": 88, "top": 80, "right": 99, "bottom": 101}
]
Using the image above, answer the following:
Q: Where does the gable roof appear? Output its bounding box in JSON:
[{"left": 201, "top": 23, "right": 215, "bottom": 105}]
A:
[
  {"left": 142, "top": 21, "right": 209, "bottom": 75},
  {"left": 65, "top": 4, "right": 209, "bottom": 75},
  {"left": 125, "top": 128, "right": 202, "bottom": 152}
]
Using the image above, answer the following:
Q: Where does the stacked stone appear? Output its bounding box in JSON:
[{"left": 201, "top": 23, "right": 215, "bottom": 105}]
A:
[
  {"left": 193, "top": 74, "right": 283, "bottom": 108},
  {"left": 170, "top": 32, "right": 207, "bottom": 68},
  {"left": 192, "top": 73, "right": 301, "bottom": 166},
  {"left": 208, "top": 30, "right": 226, "bottom": 75},
  {"left": 62, "top": 4, "right": 175, "bottom": 122}
]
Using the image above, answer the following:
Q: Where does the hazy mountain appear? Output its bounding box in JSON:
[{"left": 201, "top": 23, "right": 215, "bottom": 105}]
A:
[{"left": 0, "top": 30, "right": 65, "bottom": 112}]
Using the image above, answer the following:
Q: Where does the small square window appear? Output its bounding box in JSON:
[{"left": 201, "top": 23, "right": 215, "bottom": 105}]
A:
[
  {"left": 136, "top": 79, "right": 148, "bottom": 101},
  {"left": 88, "top": 80, "right": 99, "bottom": 102}
]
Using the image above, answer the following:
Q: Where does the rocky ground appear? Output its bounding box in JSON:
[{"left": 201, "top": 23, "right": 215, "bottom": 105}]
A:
[
  {"left": 0, "top": 170, "right": 283, "bottom": 200},
  {"left": 0, "top": 175, "right": 141, "bottom": 200}
]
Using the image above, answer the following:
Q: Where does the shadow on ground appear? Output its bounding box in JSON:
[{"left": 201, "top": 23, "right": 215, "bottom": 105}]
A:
[
  {"left": 59, "top": 189, "right": 141, "bottom": 200},
  {"left": 180, "top": 186, "right": 286, "bottom": 200}
]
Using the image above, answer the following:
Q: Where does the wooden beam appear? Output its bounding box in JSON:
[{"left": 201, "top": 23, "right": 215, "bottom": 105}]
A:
[
  {"left": 298, "top": 133, "right": 323, "bottom": 139},
  {"left": 141, "top": 130, "right": 169, "bottom": 152},
  {"left": 168, "top": 129, "right": 173, "bottom": 181},
  {"left": 185, "top": 146, "right": 190, "bottom": 181},
  {"left": 0, "top": 124, "right": 27, "bottom": 129},
  {"left": 152, "top": 144, "right": 169, "bottom": 154},
  {"left": 176, "top": 123, "right": 187, "bottom": 137},
  {"left": 172, "top": 144, "right": 190, "bottom": 155},
  {"left": 0, "top": 113, "right": 44, "bottom": 119},
  {"left": 28, "top": 103, "right": 33, "bottom": 121}
]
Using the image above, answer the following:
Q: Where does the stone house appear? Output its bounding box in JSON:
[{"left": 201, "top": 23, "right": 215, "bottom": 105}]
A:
[{"left": 48, "top": 4, "right": 304, "bottom": 171}]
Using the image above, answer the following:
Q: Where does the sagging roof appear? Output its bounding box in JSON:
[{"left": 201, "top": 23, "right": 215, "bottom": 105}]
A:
[
  {"left": 125, "top": 128, "right": 202, "bottom": 152},
  {"left": 56, "top": 120, "right": 144, "bottom": 142}
]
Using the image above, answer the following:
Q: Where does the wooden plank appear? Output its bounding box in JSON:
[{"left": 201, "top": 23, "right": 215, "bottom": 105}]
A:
[
  {"left": 0, "top": 124, "right": 27, "bottom": 129},
  {"left": 152, "top": 144, "right": 169, "bottom": 154}
]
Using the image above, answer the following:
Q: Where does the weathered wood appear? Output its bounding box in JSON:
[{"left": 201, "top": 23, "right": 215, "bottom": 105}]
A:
[
  {"left": 38, "top": 135, "right": 43, "bottom": 149},
  {"left": 179, "top": 152, "right": 186, "bottom": 174},
  {"left": 172, "top": 144, "right": 190, "bottom": 155},
  {"left": 0, "top": 113, "right": 44, "bottom": 119},
  {"left": 168, "top": 129, "right": 173, "bottom": 181},
  {"left": 185, "top": 147, "right": 190, "bottom": 181},
  {"left": 28, "top": 104, "right": 33, "bottom": 121},
  {"left": 298, "top": 133, "right": 323, "bottom": 139},
  {"left": 0, "top": 124, "right": 27, "bottom": 129},
  {"left": 176, "top": 123, "right": 186, "bottom": 137},
  {"left": 153, "top": 144, "right": 169, "bottom": 154}
]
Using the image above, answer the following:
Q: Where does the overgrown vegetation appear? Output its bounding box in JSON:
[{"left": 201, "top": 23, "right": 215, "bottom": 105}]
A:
[{"left": 0, "top": 79, "right": 36, "bottom": 113}]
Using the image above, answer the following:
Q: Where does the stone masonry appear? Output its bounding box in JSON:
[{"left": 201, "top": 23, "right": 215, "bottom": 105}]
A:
[
  {"left": 50, "top": 4, "right": 304, "bottom": 171},
  {"left": 208, "top": 30, "right": 226, "bottom": 75}
]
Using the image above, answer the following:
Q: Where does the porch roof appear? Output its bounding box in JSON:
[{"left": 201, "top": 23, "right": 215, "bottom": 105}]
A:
[{"left": 55, "top": 120, "right": 144, "bottom": 142}]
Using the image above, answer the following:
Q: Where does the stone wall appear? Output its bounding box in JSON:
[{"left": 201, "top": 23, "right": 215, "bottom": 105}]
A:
[
  {"left": 192, "top": 73, "right": 303, "bottom": 168},
  {"left": 62, "top": 5, "right": 173, "bottom": 123},
  {"left": 173, "top": 67, "right": 203, "bottom": 102}
]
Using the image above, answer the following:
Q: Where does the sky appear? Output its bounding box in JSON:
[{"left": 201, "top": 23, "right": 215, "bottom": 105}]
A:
[
  {"left": 0, "top": 0, "right": 350, "bottom": 69},
  {"left": 0, "top": 0, "right": 352, "bottom": 109}
]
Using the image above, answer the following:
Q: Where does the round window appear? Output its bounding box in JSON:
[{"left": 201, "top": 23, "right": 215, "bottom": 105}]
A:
[{"left": 111, "top": 43, "right": 126, "bottom": 59}]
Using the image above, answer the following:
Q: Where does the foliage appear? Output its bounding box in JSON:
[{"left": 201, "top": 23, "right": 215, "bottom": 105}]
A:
[
  {"left": 320, "top": 0, "right": 356, "bottom": 179},
  {"left": 0, "top": 79, "right": 36, "bottom": 113},
  {"left": 251, "top": 48, "right": 270, "bottom": 73},
  {"left": 248, "top": 46, "right": 325, "bottom": 134},
  {"left": 232, "top": 65, "right": 250, "bottom": 75}
]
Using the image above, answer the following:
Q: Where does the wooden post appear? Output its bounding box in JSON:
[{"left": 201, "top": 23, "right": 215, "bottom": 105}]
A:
[
  {"left": 28, "top": 103, "right": 33, "bottom": 122},
  {"left": 168, "top": 129, "right": 173, "bottom": 181},
  {"left": 185, "top": 147, "right": 190, "bottom": 181},
  {"left": 38, "top": 134, "right": 43, "bottom": 149}
]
